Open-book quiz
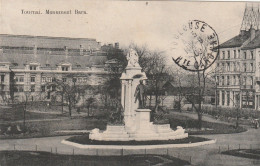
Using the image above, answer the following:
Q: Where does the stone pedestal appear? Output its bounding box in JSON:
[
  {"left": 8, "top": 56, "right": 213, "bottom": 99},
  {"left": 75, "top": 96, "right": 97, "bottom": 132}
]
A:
[{"left": 89, "top": 108, "right": 188, "bottom": 141}]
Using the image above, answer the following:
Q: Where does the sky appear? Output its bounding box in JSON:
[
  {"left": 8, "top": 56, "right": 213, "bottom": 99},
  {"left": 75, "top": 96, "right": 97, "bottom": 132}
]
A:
[{"left": 0, "top": 0, "right": 255, "bottom": 70}]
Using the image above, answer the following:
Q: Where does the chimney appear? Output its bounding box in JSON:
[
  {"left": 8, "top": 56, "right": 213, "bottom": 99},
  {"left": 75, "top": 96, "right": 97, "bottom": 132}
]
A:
[
  {"left": 240, "top": 30, "right": 246, "bottom": 36},
  {"left": 250, "top": 26, "right": 256, "bottom": 41},
  {"left": 115, "top": 42, "right": 119, "bottom": 49},
  {"left": 64, "top": 46, "right": 68, "bottom": 56},
  {"left": 33, "top": 45, "right": 37, "bottom": 56},
  {"left": 80, "top": 45, "right": 83, "bottom": 56}
]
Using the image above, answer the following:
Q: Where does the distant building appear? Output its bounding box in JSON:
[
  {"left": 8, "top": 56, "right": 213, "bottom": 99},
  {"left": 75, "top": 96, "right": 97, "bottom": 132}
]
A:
[
  {"left": 0, "top": 34, "right": 113, "bottom": 103},
  {"left": 216, "top": 5, "right": 260, "bottom": 109}
]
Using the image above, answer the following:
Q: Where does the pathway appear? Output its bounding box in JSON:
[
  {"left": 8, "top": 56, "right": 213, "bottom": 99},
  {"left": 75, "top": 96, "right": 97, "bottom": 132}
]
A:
[{"left": 0, "top": 128, "right": 259, "bottom": 166}]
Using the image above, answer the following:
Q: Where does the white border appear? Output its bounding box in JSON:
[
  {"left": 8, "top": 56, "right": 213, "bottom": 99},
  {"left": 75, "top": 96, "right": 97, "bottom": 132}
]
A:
[{"left": 61, "top": 139, "right": 216, "bottom": 150}]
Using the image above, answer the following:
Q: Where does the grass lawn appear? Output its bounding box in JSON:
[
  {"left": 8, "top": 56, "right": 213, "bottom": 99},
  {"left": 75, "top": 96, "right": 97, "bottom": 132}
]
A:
[
  {"left": 222, "top": 149, "right": 260, "bottom": 160},
  {"left": 0, "top": 104, "right": 66, "bottom": 122},
  {"left": 67, "top": 134, "right": 209, "bottom": 145},
  {"left": 166, "top": 114, "right": 246, "bottom": 135},
  {"left": 0, "top": 150, "right": 190, "bottom": 166}
]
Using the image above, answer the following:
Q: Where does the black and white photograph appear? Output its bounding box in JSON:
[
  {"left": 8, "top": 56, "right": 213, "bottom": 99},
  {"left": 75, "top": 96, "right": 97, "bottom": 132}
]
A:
[{"left": 0, "top": 0, "right": 259, "bottom": 165}]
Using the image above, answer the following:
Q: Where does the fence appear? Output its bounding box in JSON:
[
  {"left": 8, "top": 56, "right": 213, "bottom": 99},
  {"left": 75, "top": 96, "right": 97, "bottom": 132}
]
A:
[
  {"left": 3, "top": 143, "right": 193, "bottom": 164},
  {"left": 3, "top": 143, "right": 260, "bottom": 165}
]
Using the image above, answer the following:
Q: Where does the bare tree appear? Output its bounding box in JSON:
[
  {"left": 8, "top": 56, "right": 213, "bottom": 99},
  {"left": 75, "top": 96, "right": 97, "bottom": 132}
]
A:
[{"left": 131, "top": 44, "right": 169, "bottom": 108}]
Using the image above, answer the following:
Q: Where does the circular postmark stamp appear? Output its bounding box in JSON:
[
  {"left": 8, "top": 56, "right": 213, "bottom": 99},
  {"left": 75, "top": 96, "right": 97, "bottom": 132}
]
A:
[{"left": 170, "top": 20, "right": 219, "bottom": 72}]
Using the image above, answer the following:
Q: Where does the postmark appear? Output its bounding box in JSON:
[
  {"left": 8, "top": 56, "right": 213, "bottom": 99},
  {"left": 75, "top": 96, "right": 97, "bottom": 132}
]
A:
[{"left": 170, "top": 20, "right": 219, "bottom": 72}]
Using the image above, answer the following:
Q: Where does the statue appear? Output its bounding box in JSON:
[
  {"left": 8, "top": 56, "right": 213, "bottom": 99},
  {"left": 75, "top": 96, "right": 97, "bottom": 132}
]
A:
[
  {"left": 134, "top": 80, "right": 146, "bottom": 108},
  {"left": 126, "top": 48, "right": 139, "bottom": 67}
]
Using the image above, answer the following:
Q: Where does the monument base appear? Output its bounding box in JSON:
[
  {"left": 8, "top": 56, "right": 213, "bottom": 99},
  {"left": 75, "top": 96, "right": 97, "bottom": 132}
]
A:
[{"left": 89, "top": 109, "right": 188, "bottom": 141}]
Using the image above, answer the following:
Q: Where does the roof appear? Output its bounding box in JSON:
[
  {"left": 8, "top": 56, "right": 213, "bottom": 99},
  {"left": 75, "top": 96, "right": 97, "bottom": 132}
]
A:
[
  {"left": 241, "top": 34, "right": 260, "bottom": 50},
  {"left": 219, "top": 31, "right": 250, "bottom": 49},
  {"left": 105, "top": 59, "right": 121, "bottom": 64},
  {"left": 162, "top": 74, "right": 215, "bottom": 96},
  {"left": 0, "top": 52, "right": 107, "bottom": 69},
  {"left": 0, "top": 34, "right": 100, "bottom": 50}
]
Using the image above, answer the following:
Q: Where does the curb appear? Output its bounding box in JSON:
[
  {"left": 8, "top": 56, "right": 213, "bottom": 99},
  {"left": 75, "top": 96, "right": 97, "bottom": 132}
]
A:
[{"left": 61, "top": 139, "right": 216, "bottom": 150}]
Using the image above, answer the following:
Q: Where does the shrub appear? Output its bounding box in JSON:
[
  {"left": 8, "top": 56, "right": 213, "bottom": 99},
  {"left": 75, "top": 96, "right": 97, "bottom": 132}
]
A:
[{"left": 201, "top": 105, "right": 260, "bottom": 123}]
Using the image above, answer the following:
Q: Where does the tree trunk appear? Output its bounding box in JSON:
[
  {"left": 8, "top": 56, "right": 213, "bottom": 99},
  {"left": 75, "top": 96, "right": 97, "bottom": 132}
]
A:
[
  {"left": 68, "top": 101, "right": 72, "bottom": 117},
  {"left": 149, "top": 94, "right": 152, "bottom": 107},
  {"left": 23, "top": 105, "right": 26, "bottom": 129},
  {"left": 236, "top": 108, "right": 240, "bottom": 128},
  {"left": 197, "top": 112, "right": 202, "bottom": 129},
  {"left": 61, "top": 93, "right": 64, "bottom": 114},
  {"left": 197, "top": 101, "right": 202, "bottom": 129}
]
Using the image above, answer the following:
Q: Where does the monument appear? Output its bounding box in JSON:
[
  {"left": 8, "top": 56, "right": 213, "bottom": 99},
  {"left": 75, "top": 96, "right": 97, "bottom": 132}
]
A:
[{"left": 89, "top": 48, "right": 188, "bottom": 141}]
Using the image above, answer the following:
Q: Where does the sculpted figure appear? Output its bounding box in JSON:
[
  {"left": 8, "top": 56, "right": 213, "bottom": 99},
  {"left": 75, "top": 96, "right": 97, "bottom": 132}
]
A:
[
  {"left": 134, "top": 80, "right": 146, "bottom": 108},
  {"left": 126, "top": 48, "right": 139, "bottom": 67}
]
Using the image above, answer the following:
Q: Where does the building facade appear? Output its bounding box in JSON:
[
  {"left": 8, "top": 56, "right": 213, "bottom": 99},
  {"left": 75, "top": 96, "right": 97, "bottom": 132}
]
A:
[
  {"left": 0, "top": 34, "right": 114, "bottom": 104},
  {"left": 216, "top": 5, "right": 260, "bottom": 109}
]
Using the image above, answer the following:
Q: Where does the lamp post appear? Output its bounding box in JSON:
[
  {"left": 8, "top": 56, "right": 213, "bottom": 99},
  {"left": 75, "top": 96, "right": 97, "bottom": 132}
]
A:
[{"left": 72, "top": 77, "right": 77, "bottom": 107}]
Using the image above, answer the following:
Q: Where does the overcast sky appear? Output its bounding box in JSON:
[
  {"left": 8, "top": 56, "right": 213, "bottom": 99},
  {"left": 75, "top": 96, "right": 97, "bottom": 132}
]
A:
[{"left": 0, "top": 0, "right": 254, "bottom": 60}]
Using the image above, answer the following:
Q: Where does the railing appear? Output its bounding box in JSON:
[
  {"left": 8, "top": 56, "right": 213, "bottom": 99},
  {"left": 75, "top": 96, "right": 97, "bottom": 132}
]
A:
[{"left": 2, "top": 143, "right": 260, "bottom": 165}]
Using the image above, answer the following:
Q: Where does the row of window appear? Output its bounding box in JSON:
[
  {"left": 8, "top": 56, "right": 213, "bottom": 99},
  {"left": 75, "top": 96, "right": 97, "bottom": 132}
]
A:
[
  {"left": 216, "top": 90, "right": 254, "bottom": 107},
  {"left": 13, "top": 76, "right": 91, "bottom": 83},
  {"left": 219, "top": 50, "right": 254, "bottom": 60},
  {"left": 216, "top": 75, "right": 254, "bottom": 86},
  {"left": 217, "top": 62, "right": 254, "bottom": 72},
  {"left": 14, "top": 85, "right": 56, "bottom": 92}
]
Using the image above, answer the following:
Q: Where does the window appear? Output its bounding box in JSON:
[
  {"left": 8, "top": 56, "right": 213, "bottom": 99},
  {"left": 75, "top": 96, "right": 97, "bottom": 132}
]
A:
[
  {"left": 222, "top": 63, "right": 225, "bottom": 72},
  {"left": 31, "top": 85, "right": 35, "bottom": 92},
  {"left": 238, "top": 50, "right": 240, "bottom": 58},
  {"left": 222, "top": 91, "right": 225, "bottom": 105},
  {"left": 19, "top": 77, "right": 24, "bottom": 82},
  {"left": 222, "top": 76, "right": 225, "bottom": 85},
  {"left": 227, "top": 76, "right": 230, "bottom": 85},
  {"left": 216, "top": 76, "right": 219, "bottom": 85},
  {"left": 41, "top": 85, "right": 45, "bottom": 92},
  {"left": 62, "top": 78, "right": 67, "bottom": 82},
  {"left": 47, "top": 77, "right": 52, "bottom": 82},
  {"left": 14, "top": 85, "right": 24, "bottom": 92},
  {"left": 234, "top": 63, "right": 236, "bottom": 71},
  {"left": 62, "top": 66, "right": 68, "bottom": 71},
  {"left": 251, "top": 51, "right": 254, "bottom": 59},
  {"left": 244, "top": 63, "right": 247, "bottom": 72},
  {"left": 227, "top": 50, "right": 230, "bottom": 59},
  {"left": 250, "top": 63, "right": 253, "bottom": 72},
  {"left": 250, "top": 76, "right": 253, "bottom": 86},
  {"left": 46, "top": 64, "right": 50, "bottom": 67},
  {"left": 227, "top": 91, "right": 230, "bottom": 106},
  {"left": 233, "top": 76, "right": 236, "bottom": 85},
  {"left": 244, "top": 77, "right": 247, "bottom": 85},
  {"left": 244, "top": 52, "right": 247, "bottom": 59},
  {"left": 30, "top": 66, "right": 37, "bottom": 70},
  {"left": 227, "top": 62, "right": 230, "bottom": 71},
  {"left": 15, "top": 77, "right": 19, "bottom": 82},
  {"left": 234, "top": 50, "right": 236, "bottom": 59},
  {"left": 78, "top": 78, "right": 83, "bottom": 83},
  {"left": 42, "top": 77, "right": 46, "bottom": 82},
  {"left": 222, "top": 51, "right": 225, "bottom": 59},
  {"left": 15, "top": 76, "right": 24, "bottom": 82},
  {"left": 19, "top": 86, "right": 23, "bottom": 92},
  {"left": 31, "top": 76, "right": 35, "bottom": 82},
  {"left": 52, "top": 85, "right": 56, "bottom": 91},
  {"left": 1, "top": 75, "right": 4, "bottom": 82}
]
